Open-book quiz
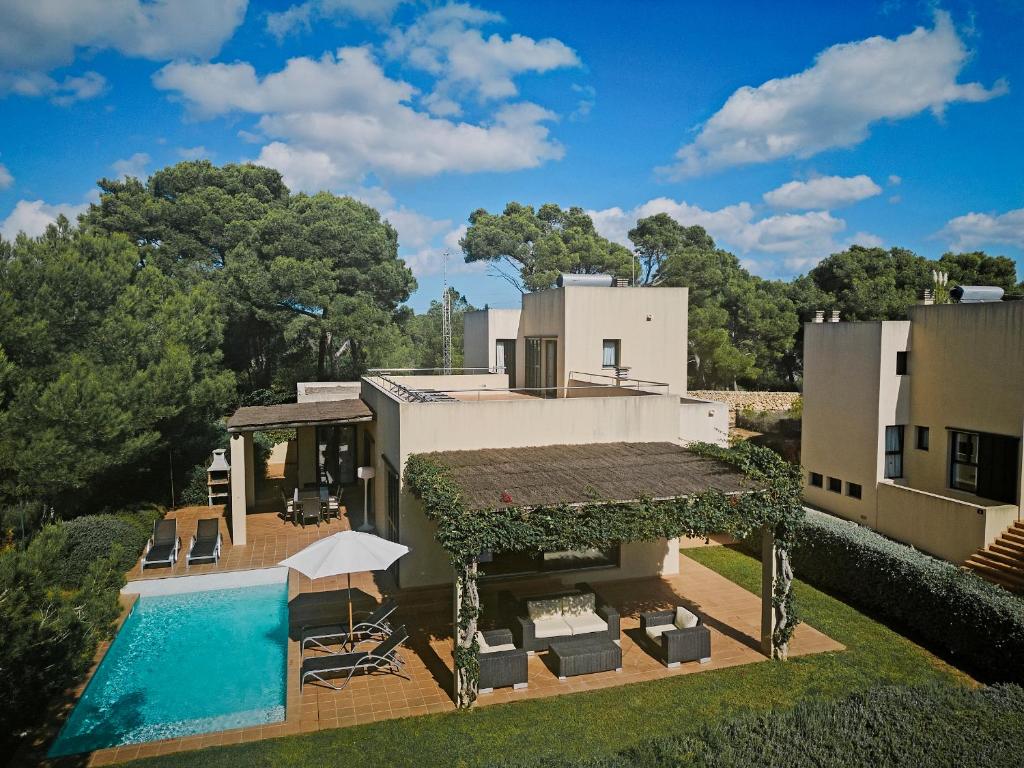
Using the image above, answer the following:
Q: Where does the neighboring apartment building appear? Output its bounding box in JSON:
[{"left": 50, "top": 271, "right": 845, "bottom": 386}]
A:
[
  {"left": 801, "top": 300, "right": 1024, "bottom": 574},
  {"left": 228, "top": 279, "right": 730, "bottom": 589}
]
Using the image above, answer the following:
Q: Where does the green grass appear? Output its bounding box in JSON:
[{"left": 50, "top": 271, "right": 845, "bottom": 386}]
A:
[{"left": 121, "top": 546, "right": 970, "bottom": 768}]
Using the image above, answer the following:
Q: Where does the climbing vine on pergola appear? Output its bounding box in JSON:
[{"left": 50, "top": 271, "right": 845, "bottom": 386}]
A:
[{"left": 404, "top": 441, "right": 804, "bottom": 708}]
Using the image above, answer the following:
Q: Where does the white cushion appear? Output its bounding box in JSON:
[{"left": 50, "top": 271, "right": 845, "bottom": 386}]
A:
[
  {"left": 486, "top": 643, "right": 517, "bottom": 653},
  {"left": 645, "top": 624, "right": 675, "bottom": 641},
  {"left": 527, "top": 597, "right": 563, "bottom": 622},
  {"left": 675, "top": 607, "right": 699, "bottom": 630},
  {"left": 475, "top": 631, "right": 490, "bottom": 652},
  {"left": 561, "top": 592, "right": 596, "bottom": 616},
  {"left": 563, "top": 611, "right": 607, "bottom": 636},
  {"left": 533, "top": 617, "right": 573, "bottom": 639}
]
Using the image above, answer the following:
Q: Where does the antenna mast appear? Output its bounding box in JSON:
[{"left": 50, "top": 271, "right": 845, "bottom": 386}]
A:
[{"left": 441, "top": 249, "right": 453, "bottom": 374}]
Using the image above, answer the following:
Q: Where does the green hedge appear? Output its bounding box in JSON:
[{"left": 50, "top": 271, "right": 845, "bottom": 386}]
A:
[
  {"left": 489, "top": 683, "right": 1024, "bottom": 767},
  {"left": 791, "top": 511, "right": 1024, "bottom": 683}
]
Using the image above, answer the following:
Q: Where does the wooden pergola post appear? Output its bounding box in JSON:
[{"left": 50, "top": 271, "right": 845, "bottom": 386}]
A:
[
  {"left": 453, "top": 557, "right": 480, "bottom": 708},
  {"left": 761, "top": 524, "right": 793, "bottom": 660}
]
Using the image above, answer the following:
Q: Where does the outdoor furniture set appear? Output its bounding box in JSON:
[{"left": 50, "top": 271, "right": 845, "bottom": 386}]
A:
[
  {"left": 283, "top": 484, "right": 342, "bottom": 528},
  {"left": 140, "top": 517, "right": 222, "bottom": 570}
]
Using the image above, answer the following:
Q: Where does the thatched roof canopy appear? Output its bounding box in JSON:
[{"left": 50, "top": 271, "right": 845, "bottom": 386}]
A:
[
  {"left": 415, "top": 442, "right": 751, "bottom": 511},
  {"left": 226, "top": 398, "right": 373, "bottom": 432}
]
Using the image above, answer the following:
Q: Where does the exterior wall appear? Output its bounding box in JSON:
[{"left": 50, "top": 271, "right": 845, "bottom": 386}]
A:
[
  {"left": 518, "top": 289, "right": 565, "bottom": 390},
  {"left": 462, "top": 309, "right": 522, "bottom": 370},
  {"left": 802, "top": 322, "right": 896, "bottom": 526},
  {"left": 902, "top": 302, "right": 1024, "bottom": 501},
  {"left": 561, "top": 286, "right": 688, "bottom": 395},
  {"left": 876, "top": 482, "right": 1018, "bottom": 564},
  {"left": 679, "top": 397, "right": 730, "bottom": 446}
]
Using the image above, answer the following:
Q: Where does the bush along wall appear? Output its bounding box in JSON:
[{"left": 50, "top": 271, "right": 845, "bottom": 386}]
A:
[{"left": 792, "top": 510, "right": 1024, "bottom": 683}]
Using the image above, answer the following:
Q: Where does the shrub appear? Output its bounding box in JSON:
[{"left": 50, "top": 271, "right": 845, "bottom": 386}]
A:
[
  {"left": 490, "top": 683, "right": 1024, "bottom": 767},
  {"left": 54, "top": 515, "right": 149, "bottom": 588},
  {"left": 793, "top": 511, "right": 1024, "bottom": 683}
]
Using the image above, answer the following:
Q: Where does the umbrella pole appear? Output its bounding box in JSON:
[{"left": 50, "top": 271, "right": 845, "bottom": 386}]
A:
[{"left": 348, "top": 572, "right": 354, "bottom": 651}]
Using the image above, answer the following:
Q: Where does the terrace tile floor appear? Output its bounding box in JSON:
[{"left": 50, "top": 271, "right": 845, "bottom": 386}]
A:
[{"left": 66, "top": 504, "right": 841, "bottom": 766}]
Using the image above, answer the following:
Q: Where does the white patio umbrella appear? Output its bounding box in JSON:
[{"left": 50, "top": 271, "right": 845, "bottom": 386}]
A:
[{"left": 279, "top": 531, "right": 409, "bottom": 646}]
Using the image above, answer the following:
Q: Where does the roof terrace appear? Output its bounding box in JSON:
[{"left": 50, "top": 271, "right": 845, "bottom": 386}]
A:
[{"left": 365, "top": 368, "right": 671, "bottom": 403}]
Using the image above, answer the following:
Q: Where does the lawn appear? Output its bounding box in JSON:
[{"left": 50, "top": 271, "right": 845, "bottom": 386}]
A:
[{"left": 121, "top": 546, "right": 970, "bottom": 768}]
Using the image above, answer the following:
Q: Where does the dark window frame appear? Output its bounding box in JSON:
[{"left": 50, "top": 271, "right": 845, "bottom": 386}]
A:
[
  {"left": 602, "top": 339, "right": 621, "bottom": 369},
  {"left": 949, "top": 429, "right": 980, "bottom": 494},
  {"left": 846, "top": 482, "right": 862, "bottom": 499},
  {"left": 896, "top": 351, "right": 908, "bottom": 375},
  {"left": 827, "top": 476, "right": 842, "bottom": 493},
  {"left": 885, "top": 425, "right": 904, "bottom": 479},
  {"left": 809, "top": 472, "right": 823, "bottom": 488},
  {"left": 480, "top": 544, "right": 621, "bottom": 580},
  {"left": 915, "top": 426, "right": 929, "bottom": 451}
]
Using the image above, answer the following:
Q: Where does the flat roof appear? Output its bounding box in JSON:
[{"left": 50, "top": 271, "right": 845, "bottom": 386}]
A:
[
  {"left": 414, "top": 442, "right": 751, "bottom": 511},
  {"left": 226, "top": 399, "right": 374, "bottom": 432}
]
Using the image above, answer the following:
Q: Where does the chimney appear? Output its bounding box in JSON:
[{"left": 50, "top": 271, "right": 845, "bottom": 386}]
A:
[
  {"left": 830, "top": 310, "right": 840, "bottom": 323},
  {"left": 813, "top": 310, "right": 825, "bottom": 323}
]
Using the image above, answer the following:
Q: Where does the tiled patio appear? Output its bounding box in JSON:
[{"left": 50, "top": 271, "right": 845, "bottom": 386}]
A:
[{"left": 76, "top": 502, "right": 841, "bottom": 765}]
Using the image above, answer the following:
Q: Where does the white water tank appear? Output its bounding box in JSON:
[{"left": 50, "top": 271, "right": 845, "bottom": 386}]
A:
[
  {"left": 950, "top": 285, "right": 1004, "bottom": 303},
  {"left": 556, "top": 273, "right": 615, "bottom": 288}
]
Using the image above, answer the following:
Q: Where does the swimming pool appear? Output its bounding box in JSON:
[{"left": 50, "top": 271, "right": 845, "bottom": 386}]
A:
[{"left": 49, "top": 569, "right": 289, "bottom": 757}]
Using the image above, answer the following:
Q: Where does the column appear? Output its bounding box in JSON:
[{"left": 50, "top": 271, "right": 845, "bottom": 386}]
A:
[
  {"left": 230, "top": 432, "right": 250, "bottom": 545},
  {"left": 760, "top": 525, "right": 776, "bottom": 657}
]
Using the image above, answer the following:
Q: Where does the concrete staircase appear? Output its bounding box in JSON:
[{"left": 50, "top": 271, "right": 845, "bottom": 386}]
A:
[{"left": 964, "top": 520, "right": 1024, "bottom": 594}]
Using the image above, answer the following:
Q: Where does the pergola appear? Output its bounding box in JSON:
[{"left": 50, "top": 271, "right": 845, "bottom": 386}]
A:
[
  {"left": 404, "top": 441, "right": 802, "bottom": 707},
  {"left": 224, "top": 399, "right": 374, "bottom": 544}
]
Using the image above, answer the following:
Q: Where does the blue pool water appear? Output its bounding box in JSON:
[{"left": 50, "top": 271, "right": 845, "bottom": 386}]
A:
[{"left": 49, "top": 581, "right": 288, "bottom": 757}]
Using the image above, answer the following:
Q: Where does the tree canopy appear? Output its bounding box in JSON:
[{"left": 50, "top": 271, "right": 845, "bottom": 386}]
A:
[
  {"left": 0, "top": 219, "right": 234, "bottom": 511},
  {"left": 82, "top": 161, "right": 417, "bottom": 397},
  {"left": 461, "top": 202, "right": 635, "bottom": 291}
]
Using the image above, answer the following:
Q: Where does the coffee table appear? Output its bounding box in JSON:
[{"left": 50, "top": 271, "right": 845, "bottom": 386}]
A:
[{"left": 547, "top": 635, "right": 622, "bottom": 680}]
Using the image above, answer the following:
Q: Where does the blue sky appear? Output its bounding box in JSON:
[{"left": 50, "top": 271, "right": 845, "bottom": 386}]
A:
[{"left": 1, "top": 1, "right": 1021, "bottom": 311}]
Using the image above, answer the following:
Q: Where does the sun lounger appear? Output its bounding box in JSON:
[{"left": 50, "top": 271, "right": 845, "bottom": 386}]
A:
[
  {"left": 141, "top": 519, "right": 180, "bottom": 570},
  {"left": 300, "top": 626, "right": 409, "bottom": 690},
  {"left": 186, "top": 518, "right": 222, "bottom": 567},
  {"left": 301, "top": 598, "right": 398, "bottom": 653}
]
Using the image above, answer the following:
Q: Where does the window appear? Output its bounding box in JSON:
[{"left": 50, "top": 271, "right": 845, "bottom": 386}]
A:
[
  {"left": 896, "top": 351, "right": 908, "bottom": 375},
  {"left": 482, "top": 545, "right": 620, "bottom": 578},
  {"left": 827, "top": 477, "right": 842, "bottom": 493},
  {"left": 809, "top": 472, "right": 823, "bottom": 488},
  {"left": 386, "top": 465, "right": 401, "bottom": 583},
  {"left": 949, "top": 430, "right": 1019, "bottom": 503},
  {"left": 916, "top": 426, "right": 929, "bottom": 451},
  {"left": 525, "top": 338, "right": 541, "bottom": 390},
  {"left": 884, "top": 425, "right": 904, "bottom": 478},
  {"left": 846, "top": 482, "right": 862, "bottom": 499},
  {"left": 602, "top": 339, "right": 620, "bottom": 368}
]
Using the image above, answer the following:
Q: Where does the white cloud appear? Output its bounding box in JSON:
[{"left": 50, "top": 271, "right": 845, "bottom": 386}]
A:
[
  {"left": 0, "top": 163, "right": 12, "bottom": 190},
  {"left": 763, "top": 174, "right": 882, "bottom": 210},
  {"left": 111, "top": 152, "right": 150, "bottom": 180},
  {"left": 888, "top": 174, "right": 902, "bottom": 186},
  {"left": 382, "top": 205, "right": 479, "bottom": 278},
  {"left": 663, "top": 13, "right": 1007, "bottom": 177},
  {"left": 267, "top": 0, "right": 407, "bottom": 39},
  {"left": 177, "top": 146, "right": 210, "bottom": 160},
  {"left": 155, "top": 47, "right": 565, "bottom": 189},
  {"left": 940, "top": 208, "right": 1024, "bottom": 251},
  {"left": 0, "top": 69, "right": 107, "bottom": 104},
  {"left": 385, "top": 3, "right": 580, "bottom": 114},
  {"left": 588, "top": 197, "right": 853, "bottom": 274},
  {"left": 0, "top": 198, "right": 88, "bottom": 240},
  {"left": 0, "top": 0, "right": 248, "bottom": 71}
]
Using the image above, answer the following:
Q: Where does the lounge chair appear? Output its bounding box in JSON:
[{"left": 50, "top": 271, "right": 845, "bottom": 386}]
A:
[
  {"left": 186, "top": 518, "right": 222, "bottom": 567},
  {"left": 301, "top": 598, "right": 398, "bottom": 653},
  {"left": 141, "top": 519, "right": 180, "bottom": 570},
  {"left": 300, "top": 625, "right": 409, "bottom": 690}
]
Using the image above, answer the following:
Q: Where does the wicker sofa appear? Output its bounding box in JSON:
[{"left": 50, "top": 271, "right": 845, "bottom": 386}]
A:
[
  {"left": 506, "top": 584, "right": 620, "bottom": 653},
  {"left": 639, "top": 606, "right": 712, "bottom": 667},
  {"left": 477, "top": 628, "right": 528, "bottom": 693}
]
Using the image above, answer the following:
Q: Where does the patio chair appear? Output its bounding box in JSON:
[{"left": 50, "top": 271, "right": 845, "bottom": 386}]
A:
[
  {"left": 477, "top": 628, "right": 528, "bottom": 693},
  {"left": 299, "top": 497, "right": 321, "bottom": 528},
  {"left": 639, "top": 606, "right": 711, "bottom": 667},
  {"left": 301, "top": 598, "right": 399, "bottom": 654},
  {"left": 300, "top": 625, "right": 409, "bottom": 690},
  {"left": 140, "top": 519, "right": 180, "bottom": 570},
  {"left": 186, "top": 518, "right": 222, "bottom": 567}
]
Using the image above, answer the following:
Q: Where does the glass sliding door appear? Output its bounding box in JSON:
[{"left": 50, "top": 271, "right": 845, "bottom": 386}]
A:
[
  {"left": 543, "top": 339, "right": 557, "bottom": 398},
  {"left": 525, "top": 338, "right": 541, "bottom": 390}
]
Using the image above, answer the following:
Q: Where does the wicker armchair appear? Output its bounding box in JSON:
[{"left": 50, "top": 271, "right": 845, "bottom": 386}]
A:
[
  {"left": 639, "top": 607, "right": 711, "bottom": 667},
  {"left": 477, "top": 629, "right": 528, "bottom": 693}
]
